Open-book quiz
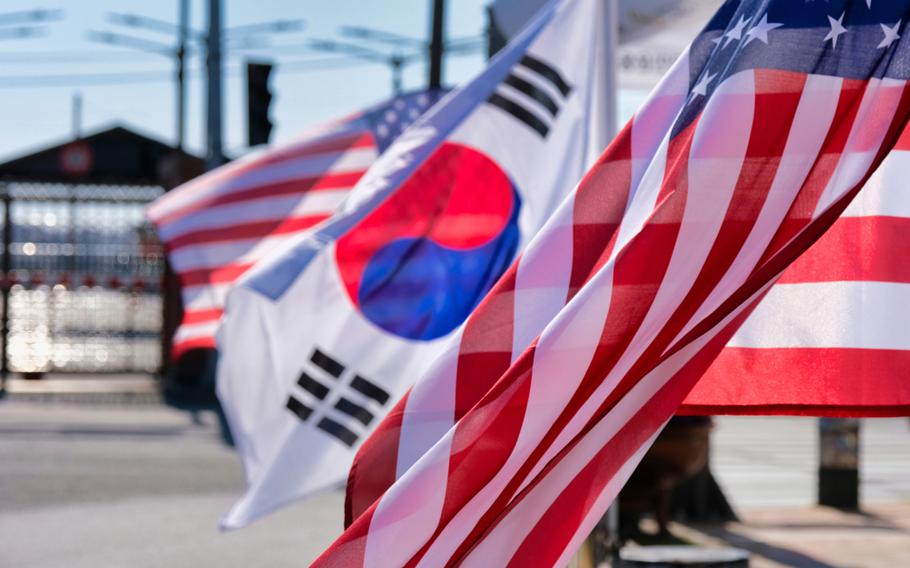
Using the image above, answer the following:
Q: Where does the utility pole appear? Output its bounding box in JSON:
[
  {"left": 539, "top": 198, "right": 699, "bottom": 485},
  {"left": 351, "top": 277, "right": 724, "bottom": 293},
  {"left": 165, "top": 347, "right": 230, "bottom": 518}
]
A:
[
  {"left": 205, "top": 0, "right": 225, "bottom": 169},
  {"left": 97, "top": 5, "right": 301, "bottom": 159},
  {"left": 72, "top": 91, "right": 82, "bottom": 138},
  {"left": 176, "top": 0, "right": 188, "bottom": 150},
  {"left": 428, "top": 0, "right": 445, "bottom": 89}
]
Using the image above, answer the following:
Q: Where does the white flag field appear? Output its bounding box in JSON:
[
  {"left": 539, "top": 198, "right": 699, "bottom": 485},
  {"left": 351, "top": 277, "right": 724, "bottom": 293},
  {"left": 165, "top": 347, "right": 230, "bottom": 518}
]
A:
[{"left": 214, "top": 0, "right": 612, "bottom": 529}]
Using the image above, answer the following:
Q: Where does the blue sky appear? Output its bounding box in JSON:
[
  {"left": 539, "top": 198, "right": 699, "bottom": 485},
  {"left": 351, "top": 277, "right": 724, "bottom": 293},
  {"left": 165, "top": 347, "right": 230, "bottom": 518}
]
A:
[
  {"left": 0, "top": 1, "right": 647, "bottom": 162},
  {"left": 0, "top": 0, "right": 492, "bottom": 160}
]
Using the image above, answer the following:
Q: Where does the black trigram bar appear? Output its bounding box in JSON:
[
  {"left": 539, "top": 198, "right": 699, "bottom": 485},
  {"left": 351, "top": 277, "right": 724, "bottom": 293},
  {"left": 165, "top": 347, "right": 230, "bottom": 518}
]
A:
[
  {"left": 310, "top": 348, "right": 344, "bottom": 378},
  {"left": 503, "top": 73, "right": 559, "bottom": 117},
  {"left": 487, "top": 93, "right": 550, "bottom": 138},
  {"left": 317, "top": 416, "right": 358, "bottom": 447},
  {"left": 286, "top": 396, "right": 313, "bottom": 421},
  {"left": 297, "top": 370, "right": 329, "bottom": 400},
  {"left": 350, "top": 375, "right": 391, "bottom": 405},
  {"left": 519, "top": 54, "right": 572, "bottom": 97},
  {"left": 334, "top": 397, "right": 375, "bottom": 427}
]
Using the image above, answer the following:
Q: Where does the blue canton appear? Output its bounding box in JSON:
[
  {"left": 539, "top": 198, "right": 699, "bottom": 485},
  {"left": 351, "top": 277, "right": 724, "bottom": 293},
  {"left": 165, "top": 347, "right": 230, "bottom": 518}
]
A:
[
  {"left": 364, "top": 89, "right": 447, "bottom": 152},
  {"left": 677, "top": 0, "right": 910, "bottom": 134}
]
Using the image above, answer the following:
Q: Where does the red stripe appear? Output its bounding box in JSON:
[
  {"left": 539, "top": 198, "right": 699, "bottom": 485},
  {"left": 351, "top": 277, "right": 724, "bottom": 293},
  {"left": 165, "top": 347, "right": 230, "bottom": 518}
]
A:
[
  {"left": 149, "top": 131, "right": 372, "bottom": 221},
  {"left": 180, "top": 263, "right": 253, "bottom": 287},
  {"left": 567, "top": 120, "right": 633, "bottom": 299},
  {"left": 679, "top": 404, "right": 910, "bottom": 417},
  {"left": 344, "top": 392, "right": 408, "bottom": 528},
  {"left": 171, "top": 335, "right": 217, "bottom": 360},
  {"left": 188, "top": 131, "right": 372, "bottom": 188},
  {"left": 251, "top": 131, "right": 374, "bottom": 168},
  {"left": 453, "top": 269, "right": 518, "bottom": 419},
  {"left": 312, "top": 504, "right": 371, "bottom": 567},
  {"left": 778, "top": 215, "right": 910, "bottom": 283},
  {"left": 166, "top": 213, "right": 331, "bottom": 251},
  {"left": 181, "top": 308, "right": 223, "bottom": 325},
  {"left": 893, "top": 119, "right": 910, "bottom": 150},
  {"left": 156, "top": 170, "right": 365, "bottom": 227},
  {"left": 684, "top": 347, "right": 910, "bottom": 411}
]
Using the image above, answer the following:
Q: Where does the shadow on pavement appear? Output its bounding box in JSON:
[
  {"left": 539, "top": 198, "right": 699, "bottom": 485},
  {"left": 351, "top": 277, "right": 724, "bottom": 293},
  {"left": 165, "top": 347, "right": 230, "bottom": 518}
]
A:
[{"left": 694, "top": 524, "right": 839, "bottom": 568}]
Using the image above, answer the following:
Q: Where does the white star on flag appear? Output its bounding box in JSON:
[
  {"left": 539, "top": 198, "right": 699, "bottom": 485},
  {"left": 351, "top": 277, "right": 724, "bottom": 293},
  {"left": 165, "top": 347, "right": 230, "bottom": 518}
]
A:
[
  {"left": 745, "top": 15, "right": 783, "bottom": 46},
  {"left": 690, "top": 70, "right": 717, "bottom": 101},
  {"left": 878, "top": 20, "right": 901, "bottom": 49},
  {"left": 825, "top": 12, "right": 848, "bottom": 49},
  {"left": 722, "top": 15, "right": 749, "bottom": 47}
]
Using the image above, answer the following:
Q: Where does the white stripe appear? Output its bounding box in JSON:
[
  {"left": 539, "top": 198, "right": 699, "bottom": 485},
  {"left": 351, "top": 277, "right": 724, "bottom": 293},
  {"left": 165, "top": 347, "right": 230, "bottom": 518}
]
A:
[
  {"left": 813, "top": 78, "right": 905, "bottom": 216},
  {"left": 149, "top": 146, "right": 375, "bottom": 220},
  {"left": 843, "top": 149, "right": 910, "bottom": 219},
  {"left": 615, "top": 126, "right": 670, "bottom": 255},
  {"left": 181, "top": 283, "right": 231, "bottom": 313},
  {"left": 173, "top": 319, "right": 221, "bottom": 344},
  {"left": 675, "top": 74, "right": 843, "bottom": 343},
  {"left": 169, "top": 233, "right": 299, "bottom": 272},
  {"left": 728, "top": 281, "right": 910, "bottom": 350},
  {"left": 157, "top": 189, "right": 349, "bottom": 242},
  {"left": 363, "top": 432, "right": 454, "bottom": 568},
  {"left": 395, "top": 333, "right": 461, "bottom": 479},
  {"left": 511, "top": 191, "right": 576, "bottom": 358},
  {"left": 629, "top": 48, "right": 690, "bottom": 197}
]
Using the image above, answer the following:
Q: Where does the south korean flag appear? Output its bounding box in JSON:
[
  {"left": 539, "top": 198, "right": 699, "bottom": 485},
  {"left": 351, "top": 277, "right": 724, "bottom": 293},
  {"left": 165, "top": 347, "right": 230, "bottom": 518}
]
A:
[{"left": 216, "top": 0, "right": 614, "bottom": 530}]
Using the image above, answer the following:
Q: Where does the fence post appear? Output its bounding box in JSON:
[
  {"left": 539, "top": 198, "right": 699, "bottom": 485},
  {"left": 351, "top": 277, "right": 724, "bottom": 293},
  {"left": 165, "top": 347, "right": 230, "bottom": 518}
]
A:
[{"left": 1, "top": 187, "right": 12, "bottom": 392}]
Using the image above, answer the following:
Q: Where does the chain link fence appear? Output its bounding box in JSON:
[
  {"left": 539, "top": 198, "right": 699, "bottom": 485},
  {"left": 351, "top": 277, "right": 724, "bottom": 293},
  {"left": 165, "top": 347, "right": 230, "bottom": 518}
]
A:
[{"left": 1, "top": 182, "right": 165, "bottom": 375}]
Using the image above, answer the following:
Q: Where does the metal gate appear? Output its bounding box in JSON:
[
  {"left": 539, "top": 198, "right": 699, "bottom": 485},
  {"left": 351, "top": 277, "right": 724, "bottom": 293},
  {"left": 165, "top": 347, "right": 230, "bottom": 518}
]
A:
[{"left": 1, "top": 182, "right": 165, "bottom": 376}]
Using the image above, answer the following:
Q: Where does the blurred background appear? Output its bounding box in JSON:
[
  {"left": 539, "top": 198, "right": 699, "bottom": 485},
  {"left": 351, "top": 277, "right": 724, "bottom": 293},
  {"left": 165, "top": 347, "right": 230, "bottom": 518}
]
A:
[{"left": 0, "top": 1, "right": 907, "bottom": 567}]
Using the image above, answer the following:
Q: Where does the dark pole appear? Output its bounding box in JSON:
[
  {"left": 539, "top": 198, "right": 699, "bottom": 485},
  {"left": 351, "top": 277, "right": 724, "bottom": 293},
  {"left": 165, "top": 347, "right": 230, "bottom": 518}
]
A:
[
  {"left": 428, "top": 0, "right": 445, "bottom": 89},
  {"left": 206, "top": 0, "right": 224, "bottom": 169},
  {"left": 818, "top": 418, "right": 860, "bottom": 509},
  {"left": 176, "top": 0, "right": 188, "bottom": 150},
  {"left": 392, "top": 57, "right": 403, "bottom": 95}
]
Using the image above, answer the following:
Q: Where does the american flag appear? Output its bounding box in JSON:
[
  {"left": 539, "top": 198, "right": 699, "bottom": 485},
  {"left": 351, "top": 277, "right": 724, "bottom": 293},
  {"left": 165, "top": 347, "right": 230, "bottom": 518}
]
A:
[
  {"left": 324, "top": 0, "right": 910, "bottom": 565},
  {"left": 147, "top": 91, "right": 442, "bottom": 359}
]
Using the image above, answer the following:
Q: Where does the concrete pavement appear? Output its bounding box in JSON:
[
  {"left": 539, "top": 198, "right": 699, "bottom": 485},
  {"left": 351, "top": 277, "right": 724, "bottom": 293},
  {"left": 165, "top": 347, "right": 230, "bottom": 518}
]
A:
[
  {"left": 1, "top": 402, "right": 908, "bottom": 567},
  {"left": 0, "top": 401, "right": 345, "bottom": 567}
]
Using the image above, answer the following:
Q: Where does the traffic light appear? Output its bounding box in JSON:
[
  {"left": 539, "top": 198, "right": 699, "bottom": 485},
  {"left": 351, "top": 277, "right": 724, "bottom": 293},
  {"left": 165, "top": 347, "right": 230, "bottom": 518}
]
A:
[{"left": 246, "top": 61, "right": 274, "bottom": 146}]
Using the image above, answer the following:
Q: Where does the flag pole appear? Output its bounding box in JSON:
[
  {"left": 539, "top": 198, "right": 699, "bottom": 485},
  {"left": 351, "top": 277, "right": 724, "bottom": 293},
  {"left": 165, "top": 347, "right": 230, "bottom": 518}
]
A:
[{"left": 602, "top": 0, "right": 618, "bottom": 140}]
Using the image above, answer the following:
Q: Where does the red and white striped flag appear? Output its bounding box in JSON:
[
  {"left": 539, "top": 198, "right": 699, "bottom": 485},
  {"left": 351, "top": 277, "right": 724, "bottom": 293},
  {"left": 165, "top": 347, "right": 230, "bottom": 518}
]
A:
[
  {"left": 325, "top": 0, "right": 910, "bottom": 564},
  {"left": 682, "top": 123, "right": 910, "bottom": 416},
  {"left": 146, "top": 91, "right": 440, "bottom": 358}
]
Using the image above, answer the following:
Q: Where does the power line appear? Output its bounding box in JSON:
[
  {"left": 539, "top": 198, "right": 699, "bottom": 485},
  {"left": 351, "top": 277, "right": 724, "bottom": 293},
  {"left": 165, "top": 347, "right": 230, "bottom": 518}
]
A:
[{"left": 0, "top": 55, "right": 386, "bottom": 88}]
